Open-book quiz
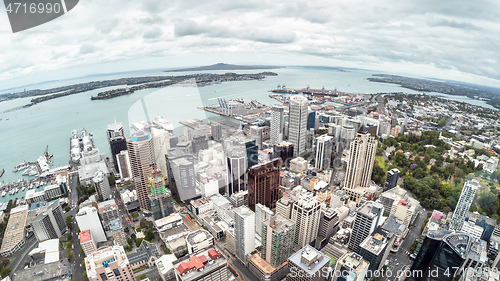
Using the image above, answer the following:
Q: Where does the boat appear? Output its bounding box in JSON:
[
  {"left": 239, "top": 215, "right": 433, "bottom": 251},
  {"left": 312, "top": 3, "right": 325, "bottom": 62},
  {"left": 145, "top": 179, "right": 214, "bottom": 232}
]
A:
[
  {"left": 1, "top": 191, "right": 5, "bottom": 197},
  {"left": 21, "top": 186, "right": 26, "bottom": 192},
  {"left": 0, "top": 169, "right": 4, "bottom": 177},
  {"left": 13, "top": 162, "right": 29, "bottom": 172}
]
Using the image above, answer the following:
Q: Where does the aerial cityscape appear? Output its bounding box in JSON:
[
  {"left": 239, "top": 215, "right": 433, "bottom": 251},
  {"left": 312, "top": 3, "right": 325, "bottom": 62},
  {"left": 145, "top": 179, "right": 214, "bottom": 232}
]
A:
[{"left": 1, "top": 1, "right": 500, "bottom": 281}]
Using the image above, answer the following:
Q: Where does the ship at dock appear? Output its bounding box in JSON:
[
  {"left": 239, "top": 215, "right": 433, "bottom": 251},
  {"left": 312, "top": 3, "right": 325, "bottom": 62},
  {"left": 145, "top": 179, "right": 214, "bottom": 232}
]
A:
[
  {"left": 270, "top": 84, "right": 340, "bottom": 97},
  {"left": 70, "top": 128, "right": 96, "bottom": 164},
  {"left": 0, "top": 169, "right": 4, "bottom": 178}
]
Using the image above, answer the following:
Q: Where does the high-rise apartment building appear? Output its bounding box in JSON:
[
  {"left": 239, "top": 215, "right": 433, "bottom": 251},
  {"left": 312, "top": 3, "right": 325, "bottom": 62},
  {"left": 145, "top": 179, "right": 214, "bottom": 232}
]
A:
[
  {"left": 255, "top": 203, "right": 274, "bottom": 238},
  {"left": 247, "top": 158, "right": 281, "bottom": 211},
  {"left": 291, "top": 192, "right": 321, "bottom": 248},
  {"left": 107, "top": 121, "right": 127, "bottom": 173},
  {"left": 270, "top": 105, "right": 285, "bottom": 145},
  {"left": 348, "top": 201, "right": 384, "bottom": 254},
  {"left": 98, "top": 200, "right": 121, "bottom": 235},
  {"left": 81, "top": 229, "right": 97, "bottom": 256},
  {"left": 76, "top": 206, "right": 107, "bottom": 243},
  {"left": 127, "top": 130, "right": 155, "bottom": 211},
  {"left": 342, "top": 127, "right": 377, "bottom": 204},
  {"left": 85, "top": 245, "right": 136, "bottom": 281},
  {"left": 30, "top": 200, "right": 67, "bottom": 242},
  {"left": 288, "top": 96, "right": 309, "bottom": 157},
  {"left": 286, "top": 245, "right": 330, "bottom": 281},
  {"left": 450, "top": 179, "right": 479, "bottom": 231},
  {"left": 234, "top": 206, "right": 255, "bottom": 262},
  {"left": 314, "top": 135, "right": 333, "bottom": 170},
  {"left": 262, "top": 215, "right": 295, "bottom": 267},
  {"left": 384, "top": 168, "right": 400, "bottom": 190}
]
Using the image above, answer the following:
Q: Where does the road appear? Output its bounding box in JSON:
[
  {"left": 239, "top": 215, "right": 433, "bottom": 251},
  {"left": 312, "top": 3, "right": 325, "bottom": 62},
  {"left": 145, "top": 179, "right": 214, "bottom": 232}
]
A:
[
  {"left": 214, "top": 240, "right": 257, "bottom": 281},
  {"left": 381, "top": 206, "right": 427, "bottom": 281},
  {"left": 9, "top": 236, "right": 37, "bottom": 274},
  {"left": 68, "top": 171, "right": 79, "bottom": 208}
]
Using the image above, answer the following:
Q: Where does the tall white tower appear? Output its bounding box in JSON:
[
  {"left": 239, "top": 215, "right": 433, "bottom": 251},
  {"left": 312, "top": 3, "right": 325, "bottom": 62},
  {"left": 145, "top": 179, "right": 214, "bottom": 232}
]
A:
[
  {"left": 234, "top": 206, "right": 255, "bottom": 262},
  {"left": 270, "top": 105, "right": 284, "bottom": 145},
  {"left": 450, "top": 179, "right": 479, "bottom": 231},
  {"left": 288, "top": 96, "right": 309, "bottom": 157}
]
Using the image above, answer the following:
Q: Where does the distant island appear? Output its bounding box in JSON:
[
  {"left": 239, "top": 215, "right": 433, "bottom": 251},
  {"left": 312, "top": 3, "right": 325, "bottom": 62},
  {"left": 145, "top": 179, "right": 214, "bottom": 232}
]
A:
[
  {"left": 368, "top": 74, "right": 500, "bottom": 109},
  {"left": 164, "top": 63, "right": 281, "bottom": 72}
]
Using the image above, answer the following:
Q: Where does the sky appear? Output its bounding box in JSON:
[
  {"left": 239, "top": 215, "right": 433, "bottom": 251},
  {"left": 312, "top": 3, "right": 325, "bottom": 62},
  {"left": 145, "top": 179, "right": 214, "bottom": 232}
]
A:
[{"left": 1, "top": 0, "right": 500, "bottom": 89}]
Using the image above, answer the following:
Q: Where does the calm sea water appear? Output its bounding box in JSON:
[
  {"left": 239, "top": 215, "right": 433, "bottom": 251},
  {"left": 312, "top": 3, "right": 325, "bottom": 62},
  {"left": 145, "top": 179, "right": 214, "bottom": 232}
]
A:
[{"left": 0, "top": 66, "right": 494, "bottom": 202}]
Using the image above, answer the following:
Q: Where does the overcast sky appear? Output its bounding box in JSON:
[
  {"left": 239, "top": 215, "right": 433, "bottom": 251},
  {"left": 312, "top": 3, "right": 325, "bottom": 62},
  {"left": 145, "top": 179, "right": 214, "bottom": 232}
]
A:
[{"left": 1, "top": 0, "right": 500, "bottom": 88}]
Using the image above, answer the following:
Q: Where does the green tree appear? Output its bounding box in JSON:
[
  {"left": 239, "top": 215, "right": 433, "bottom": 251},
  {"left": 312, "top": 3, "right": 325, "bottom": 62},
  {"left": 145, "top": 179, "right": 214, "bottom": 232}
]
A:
[
  {"left": 68, "top": 252, "right": 73, "bottom": 260},
  {"left": 137, "top": 274, "right": 147, "bottom": 280},
  {"left": 136, "top": 238, "right": 144, "bottom": 248},
  {"left": 66, "top": 216, "right": 73, "bottom": 229},
  {"left": 2, "top": 258, "right": 9, "bottom": 268},
  {"left": 67, "top": 233, "right": 73, "bottom": 240},
  {"left": 145, "top": 228, "right": 154, "bottom": 242},
  {"left": 0, "top": 268, "right": 10, "bottom": 278},
  {"left": 83, "top": 272, "right": 87, "bottom": 279}
]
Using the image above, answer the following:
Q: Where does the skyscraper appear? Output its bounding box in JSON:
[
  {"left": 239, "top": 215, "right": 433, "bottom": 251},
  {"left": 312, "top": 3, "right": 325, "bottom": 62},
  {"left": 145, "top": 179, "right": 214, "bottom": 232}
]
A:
[
  {"left": 384, "top": 168, "right": 400, "bottom": 190},
  {"left": 262, "top": 214, "right": 295, "bottom": 267},
  {"left": 148, "top": 172, "right": 174, "bottom": 220},
  {"left": 255, "top": 203, "right": 274, "bottom": 237},
  {"left": 211, "top": 122, "right": 223, "bottom": 141},
  {"left": 291, "top": 192, "right": 321, "bottom": 248},
  {"left": 93, "top": 171, "right": 111, "bottom": 201},
  {"left": 288, "top": 96, "right": 309, "bottom": 157},
  {"left": 116, "top": 150, "right": 132, "bottom": 180},
  {"left": 270, "top": 105, "right": 284, "bottom": 145},
  {"left": 314, "top": 135, "right": 333, "bottom": 170},
  {"left": 247, "top": 158, "right": 282, "bottom": 211},
  {"left": 348, "top": 201, "right": 384, "bottom": 254},
  {"left": 234, "top": 206, "right": 255, "bottom": 262},
  {"left": 30, "top": 200, "right": 67, "bottom": 242},
  {"left": 273, "top": 141, "right": 294, "bottom": 166},
  {"left": 76, "top": 206, "right": 107, "bottom": 243},
  {"left": 342, "top": 126, "right": 377, "bottom": 204},
  {"left": 171, "top": 157, "right": 197, "bottom": 202},
  {"left": 127, "top": 130, "right": 155, "bottom": 211},
  {"left": 226, "top": 143, "right": 247, "bottom": 196},
  {"left": 450, "top": 179, "right": 479, "bottom": 231},
  {"left": 106, "top": 121, "right": 127, "bottom": 173}
]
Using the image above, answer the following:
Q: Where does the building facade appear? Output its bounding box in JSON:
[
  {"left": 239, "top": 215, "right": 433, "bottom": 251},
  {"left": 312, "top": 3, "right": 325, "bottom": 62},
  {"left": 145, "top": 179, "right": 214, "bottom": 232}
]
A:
[
  {"left": 288, "top": 96, "right": 309, "bottom": 157},
  {"left": 247, "top": 158, "right": 282, "bottom": 211}
]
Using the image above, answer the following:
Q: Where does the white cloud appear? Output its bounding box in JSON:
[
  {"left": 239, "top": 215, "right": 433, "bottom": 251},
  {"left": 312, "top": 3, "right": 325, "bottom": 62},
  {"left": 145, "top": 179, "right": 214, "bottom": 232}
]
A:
[{"left": 0, "top": 0, "right": 499, "bottom": 87}]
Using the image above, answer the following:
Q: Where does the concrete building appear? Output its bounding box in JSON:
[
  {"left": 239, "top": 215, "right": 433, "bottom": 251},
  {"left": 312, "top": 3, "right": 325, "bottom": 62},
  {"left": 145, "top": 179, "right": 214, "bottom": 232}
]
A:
[
  {"left": 81, "top": 229, "right": 97, "bottom": 256},
  {"left": 156, "top": 254, "right": 177, "bottom": 281},
  {"left": 290, "top": 157, "right": 308, "bottom": 173},
  {"left": 262, "top": 215, "right": 295, "bottom": 267},
  {"left": 384, "top": 168, "right": 400, "bottom": 190},
  {"left": 127, "top": 130, "right": 156, "bottom": 211},
  {"left": 116, "top": 150, "right": 133, "bottom": 180},
  {"left": 291, "top": 192, "right": 321, "bottom": 248},
  {"left": 108, "top": 219, "right": 127, "bottom": 247},
  {"left": 0, "top": 205, "right": 28, "bottom": 257},
  {"left": 315, "top": 135, "right": 333, "bottom": 170},
  {"left": 229, "top": 190, "right": 248, "bottom": 208},
  {"left": 289, "top": 95, "right": 309, "bottom": 157},
  {"left": 334, "top": 252, "right": 369, "bottom": 281},
  {"left": 171, "top": 157, "right": 197, "bottom": 202},
  {"left": 359, "top": 227, "right": 394, "bottom": 271},
  {"left": 348, "top": 201, "right": 384, "bottom": 254},
  {"left": 12, "top": 259, "right": 71, "bottom": 281},
  {"left": 76, "top": 206, "right": 107, "bottom": 243},
  {"left": 200, "top": 176, "right": 219, "bottom": 198},
  {"left": 270, "top": 105, "right": 285, "bottom": 145},
  {"left": 340, "top": 124, "right": 355, "bottom": 150},
  {"left": 286, "top": 245, "right": 330, "bottom": 281},
  {"left": 30, "top": 200, "right": 67, "bottom": 243},
  {"left": 390, "top": 199, "right": 417, "bottom": 230},
  {"left": 451, "top": 180, "right": 479, "bottom": 231},
  {"left": 98, "top": 199, "right": 121, "bottom": 235},
  {"left": 128, "top": 240, "right": 161, "bottom": 269},
  {"left": 379, "top": 186, "right": 409, "bottom": 217},
  {"left": 211, "top": 123, "right": 223, "bottom": 142},
  {"left": 148, "top": 173, "right": 174, "bottom": 220},
  {"left": 234, "top": 206, "right": 255, "bottom": 262},
  {"left": 85, "top": 245, "right": 136, "bottom": 281},
  {"left": 342, "top": 126, "right": 377, "bottom": 204},
  {"left": 185, "top": 229, "right": 214, "bottom": 254},
  {"left": 319, "top": 208, "right": 339, "bottom": 242},
  {"left": 247, "top": 158, "right": 281, "bottom": 211},
  {"left": 273, "top": 141, "right": 294, "bottom": 166},
  {"left": 173, "top": 247, "right": 228, "bottom": 281},
  {"left": 93, "top": 170, "right": 112, "bottom": 201},
  {"left": 256, "top": 203, "right": 274, "bottom": 238}
]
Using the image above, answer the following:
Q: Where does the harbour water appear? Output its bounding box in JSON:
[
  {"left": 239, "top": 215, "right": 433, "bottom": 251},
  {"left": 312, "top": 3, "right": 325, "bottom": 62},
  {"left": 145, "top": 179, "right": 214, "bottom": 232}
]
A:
[{"left": 0, "top": 66, "right": 495, "bottom": 202}]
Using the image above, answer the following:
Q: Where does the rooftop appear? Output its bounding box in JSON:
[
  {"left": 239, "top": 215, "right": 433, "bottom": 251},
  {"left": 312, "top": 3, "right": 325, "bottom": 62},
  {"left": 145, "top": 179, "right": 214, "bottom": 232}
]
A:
[
  {"left": 186, "top": 230, "right": 213, "bottom": 246},
  {"left": 249, "top": 253, "right": 284, "bottom": 274},
  {"left": 28, "top": 239, "right": 60, "bottom": 264},
  {"left": 85, "top": 246, "right": 129, "bottom": 278},
  {"left": 288, "top": 245, "right": 329, "bottom": 275},
  {"left": 173, "top": 247, "right": 225, "bottom": 279},
  {"left": 156, "top": 254, "right": 177, "bottom": 275},
  {"left": 154, "top": 213, "right": 183, "bottom": 230},
  {"left": 80, "top": 230, "right": 92, "bottom": 243},
  {"left": 0, "top": 205, "right": 28, "bottom": 255},
  {"left": 128, "top": 240, "right": 160, "bottom": 265},
  {"left": 12, "top": 259, "right": 71, "bottom": 281}
]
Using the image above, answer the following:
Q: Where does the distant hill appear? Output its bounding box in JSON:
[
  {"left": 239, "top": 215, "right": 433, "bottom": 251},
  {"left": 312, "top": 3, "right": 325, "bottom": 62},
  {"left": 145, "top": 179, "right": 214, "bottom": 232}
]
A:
[{"left": 165, "top": 63, "right": 281, "bottom": 72}]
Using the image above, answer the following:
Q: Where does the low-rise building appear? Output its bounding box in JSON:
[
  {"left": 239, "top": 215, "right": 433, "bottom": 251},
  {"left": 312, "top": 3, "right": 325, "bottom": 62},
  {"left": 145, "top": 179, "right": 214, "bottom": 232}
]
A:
[
  {"left": 85, "top": 245, "right": 136, "bottom": 281},
  {"left": 128, "top": 240, "right": 161, "bottom": 269},
  {"left": 286, "top": 245, "right": 331, "bottom": 281},
  {"left": 12, "top": 259, "right": 71, "bottom": 281},
  {"left": 81, "top": 229, "right": 97, "bottom": 257},
  {"left": 334, "top": 252, "right": 369, "bottom": 281},
  {"left": 185, "top": 230, "right": 214, "bottom": 254},
  {"left": 173, "top": 247, "right": 228, "bottom": 281},
  {"left": 156, "top": 254, "right": 177, "bottom": 281}
]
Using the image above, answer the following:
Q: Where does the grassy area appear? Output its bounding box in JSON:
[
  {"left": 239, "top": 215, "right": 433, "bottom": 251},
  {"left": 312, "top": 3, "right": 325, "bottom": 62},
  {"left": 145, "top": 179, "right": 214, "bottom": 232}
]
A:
[
  {"left": 132, "top": 265, "right": 146, "bottom": 273},
  {"left": 376, "top": 155, "right": 388, "bottom": 173},
  {"left": 323, "top": 253, "right": 337, "bottom": 265}
]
